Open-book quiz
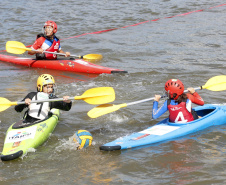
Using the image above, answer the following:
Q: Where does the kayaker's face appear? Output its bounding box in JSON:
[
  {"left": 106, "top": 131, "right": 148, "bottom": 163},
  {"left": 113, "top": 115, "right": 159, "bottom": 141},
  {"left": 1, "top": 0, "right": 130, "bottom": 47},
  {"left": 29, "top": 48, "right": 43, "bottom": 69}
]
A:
[
  {"left": 43, "top": 84, "right": 54, "bottom": 94},
  {"left": 45, "top": 26, "right": 54, "bottom": 36}
]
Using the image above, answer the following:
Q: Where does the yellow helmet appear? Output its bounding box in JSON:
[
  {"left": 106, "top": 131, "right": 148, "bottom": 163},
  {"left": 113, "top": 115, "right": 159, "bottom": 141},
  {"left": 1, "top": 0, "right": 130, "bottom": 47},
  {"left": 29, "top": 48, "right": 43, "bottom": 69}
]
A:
[{"left": 37, "top": 74, "right": 55, "bottom": 92}]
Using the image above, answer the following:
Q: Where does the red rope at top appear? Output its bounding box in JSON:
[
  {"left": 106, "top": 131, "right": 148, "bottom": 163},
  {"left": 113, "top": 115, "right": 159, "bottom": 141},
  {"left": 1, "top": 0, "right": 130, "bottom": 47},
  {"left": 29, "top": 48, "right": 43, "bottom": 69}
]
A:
[
  {"left": 60, "top": 3, "right": 225, "bottom": 40},
  {"left": 1, "top": 4, "right": 225, "bottom": 52}
]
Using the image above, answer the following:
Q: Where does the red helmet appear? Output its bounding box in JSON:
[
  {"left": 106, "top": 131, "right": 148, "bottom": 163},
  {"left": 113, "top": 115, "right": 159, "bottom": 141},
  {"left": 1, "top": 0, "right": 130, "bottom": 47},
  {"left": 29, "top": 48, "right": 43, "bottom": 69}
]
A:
[
  {"left": 44, "top": 20, "right": 57, "bottom": 34},
  {"left": 165, "top": 79, "right": 184, "bottom": 100}
]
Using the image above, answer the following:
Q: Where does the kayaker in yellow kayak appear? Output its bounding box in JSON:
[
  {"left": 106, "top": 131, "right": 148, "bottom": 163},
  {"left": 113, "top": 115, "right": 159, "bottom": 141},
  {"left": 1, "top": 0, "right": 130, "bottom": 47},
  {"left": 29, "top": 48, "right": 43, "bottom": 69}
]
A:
[
  {"left": 153, "top": 79, "right": 204, "bottom": 123},
  {"left": 28, "top": 20, "right": 70, "bottom": 60},
  {"left": 15, "top": 74, "right": 72, "bottom": 123}
]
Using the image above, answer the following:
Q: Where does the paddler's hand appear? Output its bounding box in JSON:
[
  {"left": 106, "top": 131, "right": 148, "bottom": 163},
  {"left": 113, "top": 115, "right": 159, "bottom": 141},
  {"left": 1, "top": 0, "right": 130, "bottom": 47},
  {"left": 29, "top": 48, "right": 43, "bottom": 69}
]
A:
[
  {"left": 63, "top": 96, "right": 71, "bottom": 103},
  {"left": 28, "top": 48, "right": 43, "bottom": 55},
  {"left": 154, "top": 95, "right": 161, "bottom": 102},
  {"left": 65, "top": 52, "right": 70, "bottom": 57},
  {"left": 36, "top": 48, "right": 44, "bottom": 54},
  {"left": 187, "top": 87, "right": 195, "bottom": 94},
  {"left": 25, "top": 98, "right": 31, "bottom": 105}
]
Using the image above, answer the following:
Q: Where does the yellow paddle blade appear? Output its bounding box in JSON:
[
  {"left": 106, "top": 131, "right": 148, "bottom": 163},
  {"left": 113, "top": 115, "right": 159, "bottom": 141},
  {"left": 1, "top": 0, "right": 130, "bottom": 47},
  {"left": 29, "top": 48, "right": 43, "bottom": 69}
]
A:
[
  {"left": 82, "top": 54, "right": 103, "bottom": 62},
  {"left": 0, "top": 97, "right": 18, "bottom": 112},
  {"left": 6, "top": 41, "right": 31, "bottom": 54},
  {"left": 202, "top": 75, "right": 226, "bottom": 91},
  {"left": 74, "top": 87, "right": 115, "bottom": 105},
  {"left": 88, "top": 103, "right": 127, "bottom": 118}
]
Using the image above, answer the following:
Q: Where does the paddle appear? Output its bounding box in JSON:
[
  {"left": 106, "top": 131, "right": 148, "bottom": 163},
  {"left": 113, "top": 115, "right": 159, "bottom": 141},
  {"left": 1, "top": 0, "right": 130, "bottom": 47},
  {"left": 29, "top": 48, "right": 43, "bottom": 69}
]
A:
[
  {"left": 88, "top": 75, "right": 226, "bottom": 118},
  {"left": 0, "top": 87, "right": 115, "bottom": 112},
  {"left": 5, "top": 41, "right": 103, "bottom": 62}
]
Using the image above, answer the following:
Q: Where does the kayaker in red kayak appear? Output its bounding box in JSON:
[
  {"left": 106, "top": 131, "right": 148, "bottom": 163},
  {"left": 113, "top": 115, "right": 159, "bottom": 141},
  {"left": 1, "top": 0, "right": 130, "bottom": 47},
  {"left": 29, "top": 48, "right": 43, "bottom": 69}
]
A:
[
  {"left": 152, "top": 79, "right": 204, "bottom": 123},
  {"left": 15, "top": 74, "right": 72, "bottom": 123},
  {"left": 28, "top": 20, "right": 70, "bottom": 60}
]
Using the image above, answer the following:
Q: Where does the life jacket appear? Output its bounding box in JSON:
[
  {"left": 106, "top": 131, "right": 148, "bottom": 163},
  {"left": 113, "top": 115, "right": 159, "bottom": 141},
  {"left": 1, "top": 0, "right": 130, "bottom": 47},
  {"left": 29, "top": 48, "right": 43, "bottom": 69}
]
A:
[
  {"left": 36, "top": 33, "right": 60, "bottom": 60},
  {"left": 28, "top": 92, "right": 50, "bottom": 120},
  {"left": 167, "top": 99, "right": 194, "bottom": 123}
]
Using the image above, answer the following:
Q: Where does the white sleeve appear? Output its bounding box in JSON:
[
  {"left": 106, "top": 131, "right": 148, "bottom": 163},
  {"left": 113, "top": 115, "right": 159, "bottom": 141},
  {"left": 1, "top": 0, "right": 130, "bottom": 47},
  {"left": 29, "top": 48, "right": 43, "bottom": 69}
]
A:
[{"left": 186, "top": 99, "right": 192, "bottom": 113}]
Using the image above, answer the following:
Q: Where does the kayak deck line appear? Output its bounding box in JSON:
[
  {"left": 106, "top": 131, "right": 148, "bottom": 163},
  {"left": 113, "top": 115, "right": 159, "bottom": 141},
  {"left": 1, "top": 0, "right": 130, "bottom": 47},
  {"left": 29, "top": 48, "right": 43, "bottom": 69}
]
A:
[
  {"left": 100, "top": 104, "right": 226, "bottom": 151},
  {"left": 0, "top": 54, "right": 127, "bottom": 74}
]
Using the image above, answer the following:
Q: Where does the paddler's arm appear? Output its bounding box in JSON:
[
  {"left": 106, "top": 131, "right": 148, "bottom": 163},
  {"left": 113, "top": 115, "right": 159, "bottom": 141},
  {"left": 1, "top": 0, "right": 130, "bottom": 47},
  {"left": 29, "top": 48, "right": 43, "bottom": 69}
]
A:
[
  {"left": 186, "top": 87, "right": 204, "bottom": 105},
  {"left": 15, "top": 102, "right": 27, "bottom": 112},
  {"left": 50, "top": 96, "right": 72, "bottom": 111},
  {"left": 15, "top": 92, "right": 36, "bottom": 112},
  {"left": 28, "top": 48, "right": 43, "bottom": 55},
  {"left": 28, "top": 37, "right": 44, "bottom": 55},
  {"left": 152, "top": 95, "right": 168, "bottom": 119},
  {"left": 58, "top": 49, "right": 70, "bottom": 57}
]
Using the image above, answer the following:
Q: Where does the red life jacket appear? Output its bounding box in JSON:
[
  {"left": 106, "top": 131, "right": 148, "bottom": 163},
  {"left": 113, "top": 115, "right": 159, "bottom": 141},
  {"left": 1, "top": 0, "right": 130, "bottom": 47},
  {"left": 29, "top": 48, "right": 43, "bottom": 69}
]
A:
[
  {"left": 168, "top": 100, "right": 194, "bottom": 123},
  {"left": 44, "top": 39, "right": 60, "bottom": 59},
  {"left": 35, "top": 34, "right": 60, "bottom": 59}
]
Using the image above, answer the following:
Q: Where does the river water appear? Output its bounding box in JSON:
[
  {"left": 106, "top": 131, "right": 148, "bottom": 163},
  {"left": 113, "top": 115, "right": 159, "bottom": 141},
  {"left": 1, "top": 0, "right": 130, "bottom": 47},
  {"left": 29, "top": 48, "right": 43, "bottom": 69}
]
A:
[{"left": 0, "top": 0, "right": 226, "bottom": 184}]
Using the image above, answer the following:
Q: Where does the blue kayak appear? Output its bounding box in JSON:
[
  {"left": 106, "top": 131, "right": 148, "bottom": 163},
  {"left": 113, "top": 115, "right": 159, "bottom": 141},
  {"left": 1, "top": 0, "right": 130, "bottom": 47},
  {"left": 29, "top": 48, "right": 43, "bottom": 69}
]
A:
[{"left": 100, "top": 104, "right": 226, "bottom": 151}]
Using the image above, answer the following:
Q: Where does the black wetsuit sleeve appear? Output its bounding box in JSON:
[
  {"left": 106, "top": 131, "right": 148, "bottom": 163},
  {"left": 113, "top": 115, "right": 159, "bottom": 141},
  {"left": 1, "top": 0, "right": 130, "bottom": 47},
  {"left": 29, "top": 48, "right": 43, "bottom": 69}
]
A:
[
  {"left": 14, "top": 92, "right": 37, "bottom": 112},
  {"left": 49, "top": 96, "right": 72, "bottom": 111}
]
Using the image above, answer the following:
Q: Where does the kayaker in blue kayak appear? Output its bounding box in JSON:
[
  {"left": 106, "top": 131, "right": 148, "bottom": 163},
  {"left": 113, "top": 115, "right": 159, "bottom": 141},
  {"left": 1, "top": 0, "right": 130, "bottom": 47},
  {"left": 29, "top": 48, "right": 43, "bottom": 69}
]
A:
[
  {"left": 152, "top": 79, "right": 204, "bottom": 123},
  {"left": 15, "top": 74, "right": 72, "bottom": 123},
  {"left": 28, "top": 20, "right": 70, "bottom": 60}
]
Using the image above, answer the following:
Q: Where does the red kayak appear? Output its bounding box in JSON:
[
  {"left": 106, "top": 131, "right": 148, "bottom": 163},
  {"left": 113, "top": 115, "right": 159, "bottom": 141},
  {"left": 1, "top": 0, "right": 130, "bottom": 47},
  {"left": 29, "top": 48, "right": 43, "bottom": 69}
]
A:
[{"left": 0, "top": 54, "right": 127, "bottom": 74}]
